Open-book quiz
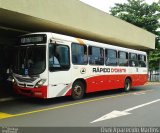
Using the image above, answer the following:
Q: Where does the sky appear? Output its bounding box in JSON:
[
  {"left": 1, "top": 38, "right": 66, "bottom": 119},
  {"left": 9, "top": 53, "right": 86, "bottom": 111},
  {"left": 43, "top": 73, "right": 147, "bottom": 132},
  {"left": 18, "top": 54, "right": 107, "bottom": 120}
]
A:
[{"left": 80, "top": 0, "right": 159, "bottom": 13}]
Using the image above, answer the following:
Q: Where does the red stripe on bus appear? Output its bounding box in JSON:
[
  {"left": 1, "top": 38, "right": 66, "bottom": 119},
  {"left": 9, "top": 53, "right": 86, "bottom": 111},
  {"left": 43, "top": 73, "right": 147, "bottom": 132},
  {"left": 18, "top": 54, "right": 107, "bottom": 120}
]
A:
[
  {"left": 65, "top": 89, "right": 72, "bottom": 96},
  {"left": 65, "top": 74, "right": 148, "bottom": 96},
  {"left": 86, "top": 74, "right": 148, "bottom": 93}
]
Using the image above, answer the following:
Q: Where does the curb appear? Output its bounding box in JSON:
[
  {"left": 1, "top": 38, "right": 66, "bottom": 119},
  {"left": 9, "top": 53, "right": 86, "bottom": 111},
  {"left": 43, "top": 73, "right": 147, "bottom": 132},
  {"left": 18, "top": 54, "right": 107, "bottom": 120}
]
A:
[
  {"left": 0, "top": 97, "right": 18, "bottom": 102},
  {"left": 145, "top": 82, "right": 160, "bottom": 86},
  {"left": 0, "top": 95, "right": 23, "bottom": 102}
]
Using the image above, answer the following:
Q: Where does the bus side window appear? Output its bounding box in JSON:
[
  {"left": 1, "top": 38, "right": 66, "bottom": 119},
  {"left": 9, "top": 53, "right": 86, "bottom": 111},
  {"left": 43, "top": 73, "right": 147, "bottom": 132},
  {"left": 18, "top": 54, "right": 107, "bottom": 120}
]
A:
[
  {"left": 138, "top": 54, "right": 146, "bottom": 67},
  {"left": 89, "top": 46, "right": 104, "bottom": 65},
  {"left": 105, "top": 49, "right": 117, "bottom": 66},
  {"left": 118, "top": 51, "right": 128, "bottom": 66},
  {"left": 129, "top": 53, "right": 138, "bottom": 67},
  {"left": 71, "top": 43, "right": 87, "bottom": 65}
]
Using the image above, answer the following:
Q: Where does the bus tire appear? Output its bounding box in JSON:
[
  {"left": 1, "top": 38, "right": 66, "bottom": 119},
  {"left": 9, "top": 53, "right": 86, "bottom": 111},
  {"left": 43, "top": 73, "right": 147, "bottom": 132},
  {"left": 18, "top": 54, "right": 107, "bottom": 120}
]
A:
[
  {"left": 71, "top": 81, "right": 85, "bottom": 100},
  {"left": 124, "top": 78, "right": 131, "bottom": 92}
]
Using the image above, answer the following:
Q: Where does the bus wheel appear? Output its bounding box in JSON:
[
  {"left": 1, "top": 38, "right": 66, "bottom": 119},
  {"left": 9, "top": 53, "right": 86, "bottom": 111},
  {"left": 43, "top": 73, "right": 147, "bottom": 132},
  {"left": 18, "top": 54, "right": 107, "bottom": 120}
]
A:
[
  {"left": 124, "top": 78, "right": 131, "bottom": 92},
  {"left": 72, "top": 81, "right": 85, "bottom": 100}
]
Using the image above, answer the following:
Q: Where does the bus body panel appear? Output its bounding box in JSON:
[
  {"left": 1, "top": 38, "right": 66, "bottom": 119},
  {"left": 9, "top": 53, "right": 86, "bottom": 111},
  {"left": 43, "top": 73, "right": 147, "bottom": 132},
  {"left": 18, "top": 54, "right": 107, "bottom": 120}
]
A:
[{"left": 48, "top": 70, "right": 72, "bottom": 98}]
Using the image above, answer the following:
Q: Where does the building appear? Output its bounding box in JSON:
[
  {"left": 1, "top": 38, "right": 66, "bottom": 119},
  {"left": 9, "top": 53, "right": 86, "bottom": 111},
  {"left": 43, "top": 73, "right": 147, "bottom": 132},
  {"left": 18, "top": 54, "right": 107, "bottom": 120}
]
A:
[{"left": 0, "top": 0, "right": 155, "bottom": 48}]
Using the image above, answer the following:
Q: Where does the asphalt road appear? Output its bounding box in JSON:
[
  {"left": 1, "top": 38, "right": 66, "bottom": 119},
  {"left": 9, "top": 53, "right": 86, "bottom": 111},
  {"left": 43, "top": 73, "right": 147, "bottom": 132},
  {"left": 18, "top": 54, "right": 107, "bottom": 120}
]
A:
[{"left": 0, "top": 84, "right": 160, "bottom": 132}]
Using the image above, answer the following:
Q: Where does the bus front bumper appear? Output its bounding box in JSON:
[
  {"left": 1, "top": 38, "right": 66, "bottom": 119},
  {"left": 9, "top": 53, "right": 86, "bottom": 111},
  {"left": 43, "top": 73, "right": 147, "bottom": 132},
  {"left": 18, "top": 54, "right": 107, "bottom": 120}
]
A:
[{"left": 13, "top": 85, "right": 47, "bottom": 99}]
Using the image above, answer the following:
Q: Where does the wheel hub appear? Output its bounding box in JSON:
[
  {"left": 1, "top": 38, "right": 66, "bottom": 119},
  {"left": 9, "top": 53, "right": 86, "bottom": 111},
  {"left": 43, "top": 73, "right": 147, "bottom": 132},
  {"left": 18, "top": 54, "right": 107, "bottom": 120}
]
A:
[{"left": 74, "top": 85, "right": 82, "bottom": 96}]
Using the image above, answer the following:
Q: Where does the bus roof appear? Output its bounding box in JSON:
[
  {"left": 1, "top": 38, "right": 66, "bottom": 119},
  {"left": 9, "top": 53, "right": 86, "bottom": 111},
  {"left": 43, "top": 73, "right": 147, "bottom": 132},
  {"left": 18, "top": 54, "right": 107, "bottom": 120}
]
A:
[{"left": 24, "top": 32, "right": 147, "bottom": 55}]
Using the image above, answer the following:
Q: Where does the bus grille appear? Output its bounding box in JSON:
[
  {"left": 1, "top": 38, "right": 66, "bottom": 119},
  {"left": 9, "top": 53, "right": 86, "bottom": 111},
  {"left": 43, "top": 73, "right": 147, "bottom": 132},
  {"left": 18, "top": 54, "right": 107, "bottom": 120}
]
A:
[{"left": 15, "top": 77, "right": 37, "bottom": 83}]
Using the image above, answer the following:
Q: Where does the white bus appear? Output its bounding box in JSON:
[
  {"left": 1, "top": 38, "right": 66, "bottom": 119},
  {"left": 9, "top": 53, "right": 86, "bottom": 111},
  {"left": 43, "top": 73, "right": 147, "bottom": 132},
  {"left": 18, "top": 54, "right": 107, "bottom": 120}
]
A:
[{"left": 12, "top": 32, "right": 148, "bottom": 99}]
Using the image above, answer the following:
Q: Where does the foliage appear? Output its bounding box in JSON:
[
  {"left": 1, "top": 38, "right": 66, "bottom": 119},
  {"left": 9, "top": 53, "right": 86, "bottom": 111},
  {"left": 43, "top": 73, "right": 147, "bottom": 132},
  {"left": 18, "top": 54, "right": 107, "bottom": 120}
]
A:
[
  {"left": 110, "top": 0, "right": 160, "bottom": 70},
  {"left": 149, "top": 48, "right": 160, "bottom": 70}
]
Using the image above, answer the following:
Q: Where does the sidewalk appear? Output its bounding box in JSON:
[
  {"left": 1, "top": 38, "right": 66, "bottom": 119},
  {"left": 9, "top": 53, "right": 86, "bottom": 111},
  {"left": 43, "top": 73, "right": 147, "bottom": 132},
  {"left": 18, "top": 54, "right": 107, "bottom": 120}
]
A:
[{"left": 145, "top": 81, "right": 160, "bottom": 86}]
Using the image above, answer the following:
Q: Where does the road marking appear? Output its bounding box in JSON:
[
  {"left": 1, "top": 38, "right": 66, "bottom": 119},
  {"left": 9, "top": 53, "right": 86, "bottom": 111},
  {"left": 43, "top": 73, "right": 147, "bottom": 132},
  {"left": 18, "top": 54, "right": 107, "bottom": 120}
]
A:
[
  {"left": 133, "top": 92, "right": 146, "bottom": 95},
  {"left": 91, "top": 98, "right": 160, "bottom": 123},
  {"left": 0, "top": 112, "right": 13, "bottom": 119},
  {"left": 132, "top": 90, "right": 153, "bottom": 96},
  {"left": 0, "top": 89, "right": 153, "bottom": 120}
]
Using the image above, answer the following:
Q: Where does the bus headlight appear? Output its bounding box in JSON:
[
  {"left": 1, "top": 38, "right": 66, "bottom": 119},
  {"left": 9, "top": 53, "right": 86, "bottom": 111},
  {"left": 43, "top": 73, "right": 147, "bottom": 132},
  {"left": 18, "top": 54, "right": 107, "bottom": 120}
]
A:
[
  {"left": 12, "top": 78, "right": 15, "bottom": 83},
  {"left": 35, "top": 79, "right": 46, "bottom": 88},
  {"left": 11, "top": 78, "right": 17, "bottom": 85}
]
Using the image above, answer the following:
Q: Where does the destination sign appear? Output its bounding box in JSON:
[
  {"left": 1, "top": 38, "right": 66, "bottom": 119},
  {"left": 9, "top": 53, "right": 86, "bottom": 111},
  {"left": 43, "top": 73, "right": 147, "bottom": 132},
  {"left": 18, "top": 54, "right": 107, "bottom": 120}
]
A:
[{"left": 20, "top": 34, "right": 47, "bottom": 44}]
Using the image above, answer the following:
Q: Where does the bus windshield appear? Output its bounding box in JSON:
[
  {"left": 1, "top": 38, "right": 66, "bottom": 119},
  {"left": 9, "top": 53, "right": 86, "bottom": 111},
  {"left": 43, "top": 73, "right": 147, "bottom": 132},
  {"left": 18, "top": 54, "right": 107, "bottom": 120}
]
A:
[{"left": 13, "top": 45, "right": 46, "bottom": 76}]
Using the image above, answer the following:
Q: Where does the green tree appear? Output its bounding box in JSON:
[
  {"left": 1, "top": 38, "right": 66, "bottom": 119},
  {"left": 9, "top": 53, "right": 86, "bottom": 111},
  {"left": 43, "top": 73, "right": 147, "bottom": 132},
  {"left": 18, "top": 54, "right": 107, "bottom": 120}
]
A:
[{"left": 110, "top": 0, "right": 160, "bottom": 71}]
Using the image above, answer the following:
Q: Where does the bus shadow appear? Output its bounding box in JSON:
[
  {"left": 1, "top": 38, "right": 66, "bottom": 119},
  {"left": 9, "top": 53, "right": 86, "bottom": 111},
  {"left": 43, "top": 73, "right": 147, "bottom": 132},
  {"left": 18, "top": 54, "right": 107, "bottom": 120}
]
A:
[
  {"left": 19, "top": 87, "right": 147, "bottom": 105},
  {"left": 84, "top": 87, "right": 146, "bottom": 99}
]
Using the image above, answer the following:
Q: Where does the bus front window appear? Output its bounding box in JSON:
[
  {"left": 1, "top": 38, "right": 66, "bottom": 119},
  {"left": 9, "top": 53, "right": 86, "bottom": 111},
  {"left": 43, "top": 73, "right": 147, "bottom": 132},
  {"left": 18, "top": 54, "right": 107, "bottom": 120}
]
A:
[{"left": 13, "top": 45, "right": 46, "bottom": 75}]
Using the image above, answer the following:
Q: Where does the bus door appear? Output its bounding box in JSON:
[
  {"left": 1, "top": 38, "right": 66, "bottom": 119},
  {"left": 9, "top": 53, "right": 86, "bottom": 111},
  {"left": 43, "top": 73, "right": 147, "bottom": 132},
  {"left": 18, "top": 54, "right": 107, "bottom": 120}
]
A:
[{"left": 48, "top": 41, "right": 71, "bottom": 98}]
